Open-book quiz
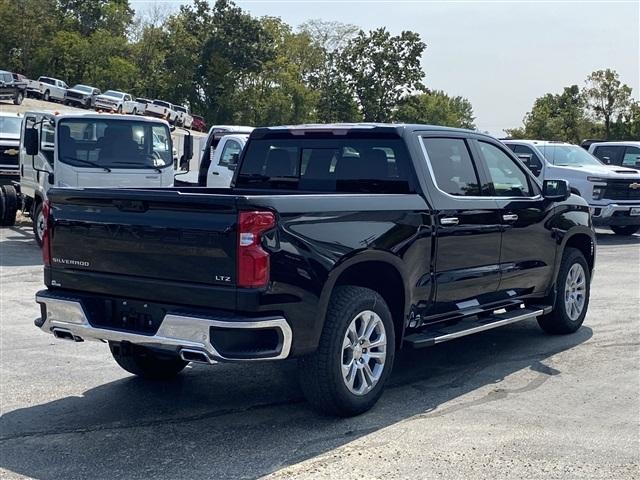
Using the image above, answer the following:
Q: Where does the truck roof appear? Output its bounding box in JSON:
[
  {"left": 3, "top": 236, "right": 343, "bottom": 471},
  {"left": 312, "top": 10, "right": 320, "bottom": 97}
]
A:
[
  {"left": 502, "top": 139, "right": 574, "bottom": 146},
  {"left": 23, "top": 111, "right": 170, "bottom": 126},
  {"left": 252, "top": 123, "right": 493, "bottom": 139},
  {"left": 589, "top": 141, "right": 640, "bottom": 147}
]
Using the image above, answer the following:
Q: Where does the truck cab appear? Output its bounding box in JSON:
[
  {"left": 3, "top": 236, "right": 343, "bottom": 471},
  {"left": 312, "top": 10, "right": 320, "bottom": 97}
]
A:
[
  {"left": 197, "top": 125, "right": 253, "bottom": 186},
  {"left": 588, "top": 141, "right": 640, "bottom": 171},
  {"left": 18, "top": 111, "right": 176, "bottom": 244},
  {"left": 504, "top": 140, "right": 640, "bottom": 235}
]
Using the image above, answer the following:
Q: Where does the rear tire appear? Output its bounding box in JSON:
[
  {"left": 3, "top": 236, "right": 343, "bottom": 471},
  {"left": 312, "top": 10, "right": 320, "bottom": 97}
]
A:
[
  {"left": 13, "top": 92, "right": 23, "bottom": 105},
  {"left": 0, "top": 185, "right": 18, "bottom": 226},
  {"left": 117, "top": 105, "right": 122, "bottom": 114},
  {"left": 538, "top": 247, "right": 590, "bottom": 334},
  {"left": 298, "top": 286, "right": 395, "bottom": 417},
  {"left": 32, "top": 201, "right": 44, "bottom": 247},
  {"left": 610, "top": 225, "right": 639, "bottom": 236},
  {"left": 110, "top": 343, "right": 188, "bottom": 379}
]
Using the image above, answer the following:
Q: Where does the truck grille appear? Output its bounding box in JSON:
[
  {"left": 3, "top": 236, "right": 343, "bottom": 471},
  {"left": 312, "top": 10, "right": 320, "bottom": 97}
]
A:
[
  {"left": 0, "top": 145, "right": 20, "bottom": 168},
  {"left": 604, "top": 180, "right": 640, "bottom": 200},
  {"left": 66, "top": 91, "right": 84, "bottom": 99}
]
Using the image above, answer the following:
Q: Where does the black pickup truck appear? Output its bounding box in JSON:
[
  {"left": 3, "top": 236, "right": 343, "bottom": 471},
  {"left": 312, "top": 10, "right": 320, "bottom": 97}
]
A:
[{"left": 36, "top": 124, "right": 596, "bottom": 416}]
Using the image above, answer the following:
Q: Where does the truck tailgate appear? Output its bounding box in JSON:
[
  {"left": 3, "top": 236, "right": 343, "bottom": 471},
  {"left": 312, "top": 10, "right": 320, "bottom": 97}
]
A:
[{"left": 48, "top": 188, "right": 238, "bottom": 287}]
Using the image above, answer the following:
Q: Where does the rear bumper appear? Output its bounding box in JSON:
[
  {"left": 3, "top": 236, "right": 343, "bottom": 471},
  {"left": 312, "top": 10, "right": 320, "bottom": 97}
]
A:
[
  {"left": 35, "top": 290, "right": 292, "bottom": 363},
  {"left": 590, "top": 203, "right": 640, "bottom": 226}
]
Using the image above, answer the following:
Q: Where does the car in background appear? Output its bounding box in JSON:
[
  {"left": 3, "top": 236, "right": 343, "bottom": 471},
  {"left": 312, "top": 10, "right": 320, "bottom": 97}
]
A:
[
  {"left": 588, "top": 141, "right": 640, "bottom": 171},
  {"left": 26, "top": 76, "right": 68, "bottom": 102},
  {"left": 0, "top": 70, "right": 27, "bottom": 105},
  {"left": 132, "top": 97, "right": 152, "bottom": 115},
  {"left": 94, "top": 90, "right": 136, "bottom": 114},
  {"left": 145, "top": 99, "right": 178, "bottom": 124},
  {"left": 191, "top": 115, "right": 206, "bottom": 132},
  {"left": 64, "top": 84, "right": 101, "bottom": 109},
  {"left": 174, "top": 105, "right": 193, "bottom": 128},
  {"left": 504, "top": 139, "right": 640, "bottom": 235}
]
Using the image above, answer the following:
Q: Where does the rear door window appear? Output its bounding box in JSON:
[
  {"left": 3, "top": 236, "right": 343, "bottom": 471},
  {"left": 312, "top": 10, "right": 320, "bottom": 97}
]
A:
[
  {"left": 593, "top": 145, "right": 623, "bottom": 165},
  {"left": 236, "top": 137, "right": 414, "bottom": 193},
  {"left": 422, "top": 137, "right": 480, "bottom": 196}
]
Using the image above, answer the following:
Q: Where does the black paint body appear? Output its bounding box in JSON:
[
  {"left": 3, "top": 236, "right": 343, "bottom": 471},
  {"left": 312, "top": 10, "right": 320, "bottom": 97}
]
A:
[{"left": 44, "top": 125, "right": 596, "bottom": 357}]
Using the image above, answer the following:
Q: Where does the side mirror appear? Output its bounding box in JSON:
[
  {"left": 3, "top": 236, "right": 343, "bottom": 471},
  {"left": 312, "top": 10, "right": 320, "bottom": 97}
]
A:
[
  {"left": 48, "top": 172, "right": 55, "bottom": 185},
  {"left": 543, "top": 179, "right": 570, "bottom": 201},
  {"left": 183, "top": 134, "right": 193, "bottom": 162},
  {"left": 602, "top": 156, "right": 611, "bottom": 164},
  {"left": 179, "top": 156, "right": 190, "bottom": 172},
  {"left": 25, "top": 127, "right": 39, "bottom": 156}
]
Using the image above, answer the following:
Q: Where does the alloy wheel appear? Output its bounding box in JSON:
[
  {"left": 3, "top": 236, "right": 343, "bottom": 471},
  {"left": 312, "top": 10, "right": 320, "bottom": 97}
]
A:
[{"left": 564, "top": 263, "right": 586, "bottom": 321}]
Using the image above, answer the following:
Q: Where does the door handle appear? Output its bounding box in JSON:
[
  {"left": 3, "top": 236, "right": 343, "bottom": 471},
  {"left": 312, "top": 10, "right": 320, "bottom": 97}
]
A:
[
  {"left": 440, "top": 217, "right": 459, "bottom": 226},
  {"left": 502, "top": 214, "right": 518, "bottom": 222},
  {"left": 211, "top": 171, "right": 220, "bottom": 175}
]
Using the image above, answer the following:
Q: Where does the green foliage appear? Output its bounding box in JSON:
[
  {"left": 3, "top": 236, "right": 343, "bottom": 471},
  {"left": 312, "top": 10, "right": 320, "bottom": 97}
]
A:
[
  {"left": 395, "top": 90, "right": 475, "bottom": 129},
  {"left": 338, "top": 28, "right": 427, "bottom": 122},
  {"left": 506, "top": 71, "right": 637, "bottom": 142},
  {"left": 584, "top": 69, "right": 634, "bottom": 139}
]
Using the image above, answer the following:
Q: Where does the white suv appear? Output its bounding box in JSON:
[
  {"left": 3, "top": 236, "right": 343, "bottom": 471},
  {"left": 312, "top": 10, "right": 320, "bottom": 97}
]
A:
[{"left": 503, "top": 140, "right": 640, "bottom": 236}]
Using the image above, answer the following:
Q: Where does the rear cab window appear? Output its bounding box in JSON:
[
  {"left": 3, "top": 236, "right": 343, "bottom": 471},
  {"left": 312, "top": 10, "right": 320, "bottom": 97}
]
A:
[
  {"left": 421, "top": 137, "right": 480, "bottom": 196},
  {"left": 235, "top": 135, "right": 415, "bottom": 194}
]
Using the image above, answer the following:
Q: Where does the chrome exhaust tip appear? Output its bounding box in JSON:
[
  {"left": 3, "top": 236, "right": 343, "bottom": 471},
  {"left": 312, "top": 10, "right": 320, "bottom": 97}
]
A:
[
  {"left": 179, "top": 348, "right": 216, "bottom": 364},
  {"left": 52, "top": 328, "right": 83, "bottom": 342}
]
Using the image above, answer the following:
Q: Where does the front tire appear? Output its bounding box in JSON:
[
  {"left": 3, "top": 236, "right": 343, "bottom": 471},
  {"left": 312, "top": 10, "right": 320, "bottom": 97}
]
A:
[
  {"left": 611, "top": 225, "right": 639, "bottom": 236},
  {"left": 538, "top": 247, "right": 590, "bottom": 334},
  {"left": 117, "top": 105, "right": 122, "bottom": 114},
  {"left": 43, "top": 90, "right": 50, "bottom": 102},
  {"left": 13, "top": 92, "right": 23, "bottom": 105},
  {"left": 298, "top": 286, "right": 395, "bottom": 417},
  {"left": 110, "top": 343, "right": 188, "bottom": 379}
]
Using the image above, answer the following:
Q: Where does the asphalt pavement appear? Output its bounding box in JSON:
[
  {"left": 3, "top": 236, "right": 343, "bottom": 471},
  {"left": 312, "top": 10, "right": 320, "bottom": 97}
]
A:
[{"left": 0, "top": 216, "right": 638, "bottom": 479}]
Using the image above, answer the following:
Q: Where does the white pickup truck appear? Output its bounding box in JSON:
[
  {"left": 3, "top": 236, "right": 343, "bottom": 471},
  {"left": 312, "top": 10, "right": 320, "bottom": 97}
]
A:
[
  {"left": 174, "top": 105, "right": 193, "bottom": 129},
  {"left": 588, "top": 141, "right": 640, "bottom": 171},
  {"left": 504, "top": 140, "right": 640, "bottom": 235},
  {"left": 94, "top": 90, "right": 137, "bottom": 114},
  {"left": 26, "top": 76, "right": 68, "bottom": 102},
  {"left": 145, "top": 100, "right": 178, "bottom": 124}
]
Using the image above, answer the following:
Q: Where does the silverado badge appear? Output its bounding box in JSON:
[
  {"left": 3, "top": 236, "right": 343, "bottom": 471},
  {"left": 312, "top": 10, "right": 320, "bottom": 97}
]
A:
[
  {"left": 3, "top": 148, "right": 18, "bottom": 156},
  {"left": 629, "top": 182, "right": 640, "bottom": 190}
]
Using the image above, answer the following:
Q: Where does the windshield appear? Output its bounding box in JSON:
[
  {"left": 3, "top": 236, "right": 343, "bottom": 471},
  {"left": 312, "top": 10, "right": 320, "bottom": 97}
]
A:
[
  {"left": 153, "top": 100, "right": 170, "bottom": 107},
  {"left": 57, "top": 119, "right": 173, "bottom": 169},
  {"left": 540, "top": 145, "right": 603, "bottom": 167},
  {"left": 0, "top": 117, "right": 22, "bottom": 136},
  {"left": 175, "top": 106, "right": 186, "bottom": 113},
  {"left": 72, "top": 85, "right": 92, "bottom": 93},
  {"left": 103, "top": 90, "right": 124, "bottom": 99}
]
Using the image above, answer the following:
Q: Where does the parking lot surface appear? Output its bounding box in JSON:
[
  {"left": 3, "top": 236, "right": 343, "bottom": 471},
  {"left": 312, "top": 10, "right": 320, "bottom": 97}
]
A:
[{"left": 1, "top": 217, "right": 638, "bottom": 479}]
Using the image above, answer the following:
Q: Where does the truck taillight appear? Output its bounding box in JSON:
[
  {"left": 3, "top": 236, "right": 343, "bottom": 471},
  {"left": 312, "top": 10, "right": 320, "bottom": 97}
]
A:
[
  {"left": 41, "top": 200, "right": 51, "bottom": 266},
  {"left": 237, "top": 211, "right": 275, "bottom": 288}
]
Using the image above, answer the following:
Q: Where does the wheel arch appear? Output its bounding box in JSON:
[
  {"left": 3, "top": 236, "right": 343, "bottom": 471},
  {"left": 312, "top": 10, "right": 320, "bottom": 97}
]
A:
[{"left": 318, "top": 252, "right": 409, "bottom": 349}]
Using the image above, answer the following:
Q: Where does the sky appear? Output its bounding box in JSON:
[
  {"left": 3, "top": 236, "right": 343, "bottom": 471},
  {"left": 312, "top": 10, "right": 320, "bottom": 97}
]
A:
[{"left": 131, "top": 0, "right": 640, "bottom": 135}]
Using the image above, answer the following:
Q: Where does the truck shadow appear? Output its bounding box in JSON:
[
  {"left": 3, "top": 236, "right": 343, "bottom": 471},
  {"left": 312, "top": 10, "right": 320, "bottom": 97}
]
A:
[
  {"left": 0, "top": 322, "right": 592, "bottom": 480},
  {"left": 0, "top": 222, "right": 42, "bottom": 267}
]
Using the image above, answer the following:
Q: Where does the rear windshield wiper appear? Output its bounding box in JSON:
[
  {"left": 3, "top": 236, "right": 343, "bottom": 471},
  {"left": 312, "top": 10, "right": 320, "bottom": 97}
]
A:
[{"left": 60, "top": 156, "right": 111, "bottom": 172}]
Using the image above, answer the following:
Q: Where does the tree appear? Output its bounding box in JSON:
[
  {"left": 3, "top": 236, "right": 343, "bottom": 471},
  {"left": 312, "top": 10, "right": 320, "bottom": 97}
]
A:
[
  {"left": 584, "top": 69, "right": 633, "bottom": 139},
  {"left": 395, "top": 90, "right": 475, "bottom": 129},
  {"left": 338, "top": 28, "right": 427, "bottom": 122},
  {"left": 504, "top": 85, "right": 599, "bottom": 143}
]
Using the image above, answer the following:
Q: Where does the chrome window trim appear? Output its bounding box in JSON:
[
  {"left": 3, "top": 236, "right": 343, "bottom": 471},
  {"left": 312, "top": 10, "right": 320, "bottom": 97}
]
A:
[{"left": 418, "top": 135, "right": 542, "bottom": 202}]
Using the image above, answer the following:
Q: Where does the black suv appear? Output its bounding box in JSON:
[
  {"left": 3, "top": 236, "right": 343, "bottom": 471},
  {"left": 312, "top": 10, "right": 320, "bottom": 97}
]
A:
[
  {"left": 35, "top": 124, "right": 596, "bottom": 416},
  {"left": 0, "top": 70, "right": 26, "bottom": 105}
]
